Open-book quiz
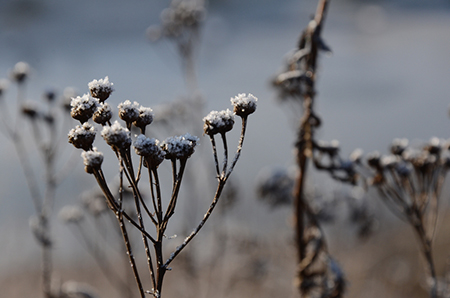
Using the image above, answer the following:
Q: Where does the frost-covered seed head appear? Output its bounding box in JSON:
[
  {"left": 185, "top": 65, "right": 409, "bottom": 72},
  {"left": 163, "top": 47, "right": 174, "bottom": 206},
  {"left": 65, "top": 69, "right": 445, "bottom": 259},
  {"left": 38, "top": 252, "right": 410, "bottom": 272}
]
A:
[
  {"left": 101, "top": 121, "right": 132, "bottom": 149},
  {"left": 81, "top": 147, "right": 104, "bottom": 174},
  {"left": 380, "top": 155, "right": 399, "bottom": 169},
  {"left": 68, "top": 123, "right": 96, "bottom": 151},
  {"left": 350, "top": 148, "right": 363, "bottom": 163},
  {"left": 10, "top": 61, "right": 30, "bottom": 84},
  {"left": 230, "top": 93, "right": 258, "bottom": 117},
  {"left": 161, "top": 133, "right": 199, "bottom": 160},
  {"left": 390, "top": 138, "right": 409, "bottom": 155},
  {"left": 59, "top": 205, "right": 84, "bottom": 224},
  {"left": 70, "top": 94, "right": 98, "bottom": 123},
  {"left": 21, "top": 101, "right": 40, "bottom": 119},
  {"left": 82, "top": 191, "right": 107, "bottom": 216},
  {"left": 203, "top": 109, "right": 234, "bottom": 136},
  {"left": 118, "top": 100, "right": 140, "bottom": 124},
  {"left": 133, "top": 106, "right": 154, "bottom": 129},
  {"left": 88, "top": 76, "right": 114, "bottom": 102},
  {"left": 93, "top": 102, "right": 112, "bottom": 125},
  {"left": 427, "top": 137, "right": 442, "bottom": 154},
  {"left": 134, "top": 135, "right": 165, "bottom": 167},
  {"left": 366, "top": 151, "right": 381, "bottom": 168}
]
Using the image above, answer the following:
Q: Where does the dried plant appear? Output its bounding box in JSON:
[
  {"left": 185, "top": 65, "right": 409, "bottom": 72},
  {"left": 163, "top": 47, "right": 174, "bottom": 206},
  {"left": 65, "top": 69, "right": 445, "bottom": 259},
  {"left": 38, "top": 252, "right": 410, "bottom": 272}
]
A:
[
  {"left": 271, "top": 0, "right": 346, "bottom": 297},
  {"left": 0, "top": 62, "right": 79, "bottom": 298},
  {"left": 68, "top": 76, "right": 256, "bottom": 297}
]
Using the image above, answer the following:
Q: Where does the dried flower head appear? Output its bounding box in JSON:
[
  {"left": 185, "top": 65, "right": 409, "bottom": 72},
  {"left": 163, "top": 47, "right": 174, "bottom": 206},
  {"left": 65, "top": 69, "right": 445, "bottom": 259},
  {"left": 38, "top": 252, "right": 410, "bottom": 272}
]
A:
[
  {"left": 59, "top": 205, "right": 84, "bottom": 224},
  {"left": 93, "top": 102, "right": 112, "bottom": 125},
  {"left": 256, "top": 167, "right": 294, "bottom": 208},
  {"left": 68, "top": 123, "right": 96, "bottom": 151},
  {"left": 350, "top": 148, "right": 363, "bottom": 163},
  {"left": 230, "top": 93, "right": 258, "bottom": 117},
  {"left": 81, "top": 147, "right": 104, "bottom": 174},
  {"left": 133, "top": 106, "right": 154, "bottom": 129},
  {"left": 81, "top": 190, "right": 107, "bottom": 216},
  {"left": 10, "top": 61, "right": 30, "bottom": 84},
  {"left": 161, "top": 133, "right": 199, "bottom": 160},
  {"left": 203, "top": 109, "right": 234, "bottom": 136},
  {"left": 21, "top": 101, "right": 40, "bottom": 119},
  {"left": 88, "top": 76, "right": 114, "bottom": 102},
  {"left": 118, "top": 100, "right": 140, "bottom": 124},
  {"left": 134, "top": 135, "right": 165, "bottom": 167},
  {"left": 70, "top": 94, "right": 98, "bottom": 123},
  {"left": 390, "top": 138, "right": 409, "bottom": 155},
  {"left": 101, "top": 121, "right": 132, "bottom": 149}
]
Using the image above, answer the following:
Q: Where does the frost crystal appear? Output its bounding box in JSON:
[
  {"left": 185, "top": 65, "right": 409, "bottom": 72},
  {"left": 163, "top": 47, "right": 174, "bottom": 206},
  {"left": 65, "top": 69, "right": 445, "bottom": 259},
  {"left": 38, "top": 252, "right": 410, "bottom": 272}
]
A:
[
  {"left": 118, "top": 100, "right": 140, "bottom": 123},
  {"left": 68, "top": 122, "right": 96, "bottom": 151},
  {"left": 93, "top": 102, "right": 112, "bottom": 125},
  {"left": 203, "top": 109, "right": 234, "bottom": 136},
  {"left": 133, "top": 106, "right": 154, "bottom": 129},
  {"left": 88, "top": 76, "right": 114, "bottom": 102},
  {"left": 161, "top": 133, "right": 199, "bottom": 159},
  {"left": 134, "top": 135, "right": 165, "bottom": 166},
  {"left": 70, "top": 93, "right": 98, "bottom": 123},
  {"left": 230, "top": 93, "right": 258, "bottom": 116},
  {"left": 81, "top": 147, "right": 104, "bottom": 173},
  {"left": 101, "top": 121, "right": 132, "bottom": 149}
]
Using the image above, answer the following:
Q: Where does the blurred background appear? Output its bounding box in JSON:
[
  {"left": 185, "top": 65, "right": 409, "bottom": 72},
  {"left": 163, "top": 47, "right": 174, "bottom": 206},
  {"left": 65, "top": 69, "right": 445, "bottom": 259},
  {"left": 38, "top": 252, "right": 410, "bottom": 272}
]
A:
[{"left": 1, "top": 0, "right": 450, "bottom": 297}]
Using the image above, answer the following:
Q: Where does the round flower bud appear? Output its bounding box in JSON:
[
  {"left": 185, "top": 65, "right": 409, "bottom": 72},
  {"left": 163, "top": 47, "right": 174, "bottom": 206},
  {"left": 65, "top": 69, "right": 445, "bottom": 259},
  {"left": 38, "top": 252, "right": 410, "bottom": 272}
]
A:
[
  {"left": 70, "top": 94, "right": 98, "bottom": 123},
  {"left": 118, "top": 100, "right": 140, "bottom": 124},
  {"left": 101, "top": 121, "right": 132, "bottom": 149},
  {"left": 230, "top": 93, "right": 258, "bottom": 117},
  {"left": 88, "top": 76, "right": 114, "bottom": 102},
  {"left": 161, "top": 133, "right": 199, "bottom": 160},
  {"left": 203, "top": 109, "right": 234, "bottom": 136},
  {"left": 10, "top": 61, "right": 30, "bottom": 84},
  {"left": 133, "top": 106, "right": 154, "bottom": 129},
  {"left": 93, "top": 102, "right": 112, "bottom": 125},
  {"left": 134, "top": 134, "right": 165, "bottom": 167},
  {"left": 68, "top": 123, "right": 96, "bottom": 151},
  {"left": 81, "top": 147, "right": 104, "bottom": 174}
]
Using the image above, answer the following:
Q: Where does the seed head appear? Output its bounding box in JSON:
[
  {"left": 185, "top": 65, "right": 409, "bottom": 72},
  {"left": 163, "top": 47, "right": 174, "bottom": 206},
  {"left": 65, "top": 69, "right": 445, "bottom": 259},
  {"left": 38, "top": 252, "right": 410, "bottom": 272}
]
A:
[
  {"left": 134, "top": 134, "right": 165, "bottom": 167},
  {"left": 93, "top": 102, "right": 112, "bottom": 125},
  {"left": 68, "top": 123, "right": 96, "bottom": 151},
  {"left": 101, "top": 121, "right": 132, "bottom": 149},
  {"left": 161, "top": 133, "right": 199, "bottom": 160},
  {"left": 88, "top": 76, "right": 114, "bottom": 102},
  {"left": 10, "top": 61, "right": 30, "bottom": 84},
  {"left": 133, "top": 106, "right": 154, "bottom": 129},
  {"left": 81, "top": 147, "right": 104, "bottom": 174},
  {"left": 230, "top": 93, "right": 258, "bottom": 117},
  {"left": 203, "top": 109, "right": 234, "bottom": 136},
  {"left": 118, "top": 100, "right": 140, "bottom": 124},
  {"left": 70, "top": 94, "right": 98, "bottom": 123},
  {"left": 59, "top": 205, "right": 84, "bottom": 224}
]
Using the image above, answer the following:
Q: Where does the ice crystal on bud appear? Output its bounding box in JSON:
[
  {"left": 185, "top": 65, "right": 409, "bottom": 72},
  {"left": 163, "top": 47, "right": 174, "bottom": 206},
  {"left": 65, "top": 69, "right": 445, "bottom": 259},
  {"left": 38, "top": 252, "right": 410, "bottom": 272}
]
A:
[
  {"left": 161, "top": 133, "right": 199, "bottom": 159},
  {"left": 230, "top": 93, "right": 258, "bottom": 117},
  {"left": 81, "top": 147, "right": 104, "bottom": 173},
  {"left": 68, "top": 123, "right": 96, "bottom": 151},
  {"left": 118, "top": 100, "right": 140, "bottom": 123},
  {"left": 134, "top": 135, "right": 165, "bottom": 166},
  {"left": 70, "top": 94, "right": 98, "bottom": 123},
  {"left": 59, "top": 205, "right": 84, "bottom": 224},
  {"left": 133, "top": 106, "right": 154, "bottom": 129},
  {"left": 93, "top": 102, "right": 112, "bottom": 125},
  {"left": 88, "top": 76, "right": 114, "bottom": 102},
  {"left": 203, "top": 109, "right": 234, "bottom": 136},
  {"left": 101, "top": 121, "right": 132, "bottom": 149}
]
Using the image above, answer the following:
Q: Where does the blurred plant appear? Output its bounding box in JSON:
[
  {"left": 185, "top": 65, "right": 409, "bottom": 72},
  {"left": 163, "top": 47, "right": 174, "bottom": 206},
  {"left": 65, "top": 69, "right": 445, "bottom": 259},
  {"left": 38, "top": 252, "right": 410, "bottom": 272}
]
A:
[
  {"left": 272, "top": 0, "right": 449, "bottom": 296},
  {"left": 313, "top": 136, "right": 450, "bottom": 298},
  {"left": 0, "top": 62, "right": 78, "bottom": 298},
  {"left": 68, "top": 76, "right": 256, "bottom": 298},
  {"left": 270, "top": 0, "right": 346, "bottom": 297}
]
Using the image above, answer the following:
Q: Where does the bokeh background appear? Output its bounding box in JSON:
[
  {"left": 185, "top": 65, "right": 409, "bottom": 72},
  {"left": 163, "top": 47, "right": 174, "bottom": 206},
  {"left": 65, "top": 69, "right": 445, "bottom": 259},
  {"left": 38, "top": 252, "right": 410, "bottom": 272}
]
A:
[{"left": 1, "top": 0, "right": 450, "bottom": 297}]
